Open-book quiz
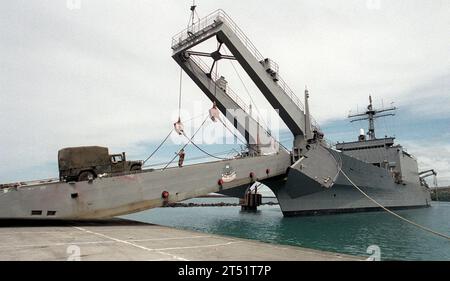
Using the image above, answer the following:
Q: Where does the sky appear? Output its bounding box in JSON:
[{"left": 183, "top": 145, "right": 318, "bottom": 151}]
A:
[{"left": 0, "top": 0, "right": 449, "bottom": 186}]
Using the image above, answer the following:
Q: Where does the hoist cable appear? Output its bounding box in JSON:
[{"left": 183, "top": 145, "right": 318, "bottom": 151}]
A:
[
  {"left": 178, "top": 66, "right": 183, "bottom": 119},
  {"left": 142, "top": 129, "right": 174, "bottom": 165},
  {"left": 183, "top": 134, "right": 230, "bottom": 161},
  {"left": 142, "top": 112, "right": 209, "bottom": 165},
  {"left": 162, "top": 115, "right": 210, "bottom": 170}
]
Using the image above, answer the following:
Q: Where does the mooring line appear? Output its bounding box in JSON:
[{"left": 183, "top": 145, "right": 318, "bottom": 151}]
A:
[
  {"left": 325, "top": 144, "right": 450, "bottom": 240},
  {"left": 340, "top": 169, "right": 450, "bottom": 241}
]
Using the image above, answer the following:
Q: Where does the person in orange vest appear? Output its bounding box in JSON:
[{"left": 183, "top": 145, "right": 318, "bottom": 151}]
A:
[{"left": 178, "top": 148, "right": 185, "bottom": 167}]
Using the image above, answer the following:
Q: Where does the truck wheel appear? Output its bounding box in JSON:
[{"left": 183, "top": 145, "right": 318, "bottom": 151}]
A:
[
  {"left": 78, "top": 171, "right": 95, "bottom": 182},
  {"left": 130, "top": 165, "right": 141, "bottom": 171}
]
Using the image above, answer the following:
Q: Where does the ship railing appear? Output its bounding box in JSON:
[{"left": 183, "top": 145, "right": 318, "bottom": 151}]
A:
[
  {"left": 0, "top": 178, "right": 60, "bottom": 189},
  {"left": 172, "top": 9, "right": 227, "bottom": 51},
  {"left": 322, "top": 137, "right": 337, "bottom": 149},
  {"left": 172, "top": 9, "right": 320, "bottom": 132}
]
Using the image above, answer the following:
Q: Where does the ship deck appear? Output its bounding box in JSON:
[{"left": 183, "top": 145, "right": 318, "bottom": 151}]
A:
[
  {"left": 0, "top": 154, "right": 247, "bottom": 189},
  {"left": 0, "top": 219, "right": 362, "bottom": 261}
]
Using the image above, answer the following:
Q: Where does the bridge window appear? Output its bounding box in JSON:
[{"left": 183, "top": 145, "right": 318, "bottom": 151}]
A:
[{"left": 340, "top": 144, "right": 386, "bottom": 151}]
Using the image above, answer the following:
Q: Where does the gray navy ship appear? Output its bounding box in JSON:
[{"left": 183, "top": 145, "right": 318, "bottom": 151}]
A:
[
  {"left": 272, "top": 96, "right": 432, "bottom": 216},
  {"left": 0, "top": 9, "right": 433, "bottom": 220}
]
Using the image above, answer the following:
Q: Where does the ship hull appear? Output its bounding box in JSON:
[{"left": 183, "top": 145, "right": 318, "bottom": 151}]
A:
[
  {"left": 270, "top": 151, "right": 431, "bottom": 216},
  {"left": 0, "top": 153, "right": 291, "bottom": 220},
  {"left": 277, "top": 183, "right": 430, "bottom": 217}
]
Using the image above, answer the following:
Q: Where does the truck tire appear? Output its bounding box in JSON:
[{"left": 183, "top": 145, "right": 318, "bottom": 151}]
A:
[
  {"left": 78, "top": 171, "right": 95, "bottom": 182},
  {"left": 130, "top": 165, "right": 141, "bottom": 171}
]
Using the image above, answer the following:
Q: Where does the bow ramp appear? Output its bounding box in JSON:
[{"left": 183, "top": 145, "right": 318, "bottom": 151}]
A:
[
  {"left": 172, "top": 9, "right": 314, "bottom": 139},
  {"left": 0, "top": 153, "right": 291, "bottom": 219}
]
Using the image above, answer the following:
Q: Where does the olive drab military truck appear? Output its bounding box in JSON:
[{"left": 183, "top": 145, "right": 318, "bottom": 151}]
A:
[{"left": 58, "top": 146, "right": 142, "bottom": 182}]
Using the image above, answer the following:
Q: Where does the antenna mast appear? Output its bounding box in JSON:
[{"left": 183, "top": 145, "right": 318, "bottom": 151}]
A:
[{"left": 348, "top": 95, "right": 396, "bottom": 140}]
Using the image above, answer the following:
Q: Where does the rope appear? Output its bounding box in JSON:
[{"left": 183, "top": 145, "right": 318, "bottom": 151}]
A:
[
  {"left": 214, "top": 50, "right": 218, "bottom": 98},
  {"left": 178, "top": 66, "right": 183, "bottom": 119},
  {"left": 224, "top": 48, "right": 269, "bottom": 130},
  {"left": 162, "top": 109, "right": 251, "bottom": 168},
  {"left": 211, "top": 55, "right": 247, "bottom": 147},
  {"left": 329, "top": 145, "right": 450, "bottom": 240},
  {"left": 218, "top": 118, "right": 248, "bottom": 145},
  {"left": 183, "top": 134, "right": 230, "bottom": 161},
  {"left": 187, "top": 1, "right": 199, "bottom": 29},
  {"left": 222, "top": 49, "right": 289, "bottom": 152},
  {"left": 180, "top": 112, "right": 241, "bottom": 160},
  {"left": 143, "top": 149, "right": 237, "bottom": 168},
  {"left": 142, "top": 129, "right": 173, "bottom": 165},
  {"left": 148, "top": 106, "right": 252, "bottom": 170},
  {"left": 340, "top": 169, "right": 450, "bottom": 240},
  {"left": 141, "top": 112, "right": 209, "bottom": 165},
  {"left": 162, "top": 115, "right": 210, "bottom": 170}
]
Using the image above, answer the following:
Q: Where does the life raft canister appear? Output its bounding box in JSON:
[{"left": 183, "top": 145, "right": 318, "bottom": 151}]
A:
[
  {"left": 209, "top": 101, "right": 220, "bottom": 122},
  {"left": 161, "top": 191, "right": 169, "bottom": 199},
  {"left": 174, "top": 118, "right": 184, "bottom": 135}
]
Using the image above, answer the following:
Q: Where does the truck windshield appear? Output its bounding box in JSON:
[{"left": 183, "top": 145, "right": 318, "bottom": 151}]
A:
[{"left": 111, "top": 155, "right": 123, "bottom": 163}]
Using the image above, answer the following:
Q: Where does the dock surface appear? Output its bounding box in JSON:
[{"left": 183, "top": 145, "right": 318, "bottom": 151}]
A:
[{"left": 0, "top": 219, "right": 361, "bottom": 261}]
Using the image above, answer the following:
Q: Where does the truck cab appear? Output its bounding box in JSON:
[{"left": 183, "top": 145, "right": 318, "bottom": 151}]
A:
[
  {"left": 110, "top": 152, "right": 142, "bottom": 174},
  {"left": 58, "top": 146, "right": 142, "bottom": 182}
]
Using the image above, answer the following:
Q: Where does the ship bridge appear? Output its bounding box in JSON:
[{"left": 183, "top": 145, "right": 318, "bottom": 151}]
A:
[{"left": 171, "top": 10, "right": 319, "bottom": 146}]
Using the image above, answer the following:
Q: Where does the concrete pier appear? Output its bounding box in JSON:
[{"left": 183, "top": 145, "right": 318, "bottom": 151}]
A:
[{"left": 0, "top": 219, "right": 362, "bottom": 261}]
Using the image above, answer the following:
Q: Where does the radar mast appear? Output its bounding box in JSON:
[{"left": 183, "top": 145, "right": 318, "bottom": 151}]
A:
[{"left": 348, "top": 95, "right": 396, "bottom": 140}]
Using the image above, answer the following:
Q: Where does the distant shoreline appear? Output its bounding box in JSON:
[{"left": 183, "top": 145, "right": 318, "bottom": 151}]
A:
[
  {"left": 431, "top": 187, "right": 450, "bottom": 201},
  {"left": 197, "top": 194, "right": 277, "bottom": 199}
]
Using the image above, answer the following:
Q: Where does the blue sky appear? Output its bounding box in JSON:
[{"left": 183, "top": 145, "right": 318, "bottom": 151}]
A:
[{"left": 1, "top": 0, "right": 449, "bottom": 186}]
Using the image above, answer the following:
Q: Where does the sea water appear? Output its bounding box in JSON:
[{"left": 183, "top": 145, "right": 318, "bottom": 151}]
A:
[{"left": 122, "top": 199, "right": 450, "bottom": 261}]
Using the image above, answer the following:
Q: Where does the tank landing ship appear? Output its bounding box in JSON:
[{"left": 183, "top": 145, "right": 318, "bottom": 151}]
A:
[
  {"left": 273, "top": 96, "right": 432, "bottom": 216},
  {"left": 171, "top": 9, "right": 431, "bottom": 216},
  {"left": 0, "top": 9, "right": 432, "bottom": 219}
]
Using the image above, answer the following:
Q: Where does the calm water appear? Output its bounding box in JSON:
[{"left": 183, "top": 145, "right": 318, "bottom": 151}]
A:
[{"left": 122, "top": 199, "right": 450, "bottom": 261}]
